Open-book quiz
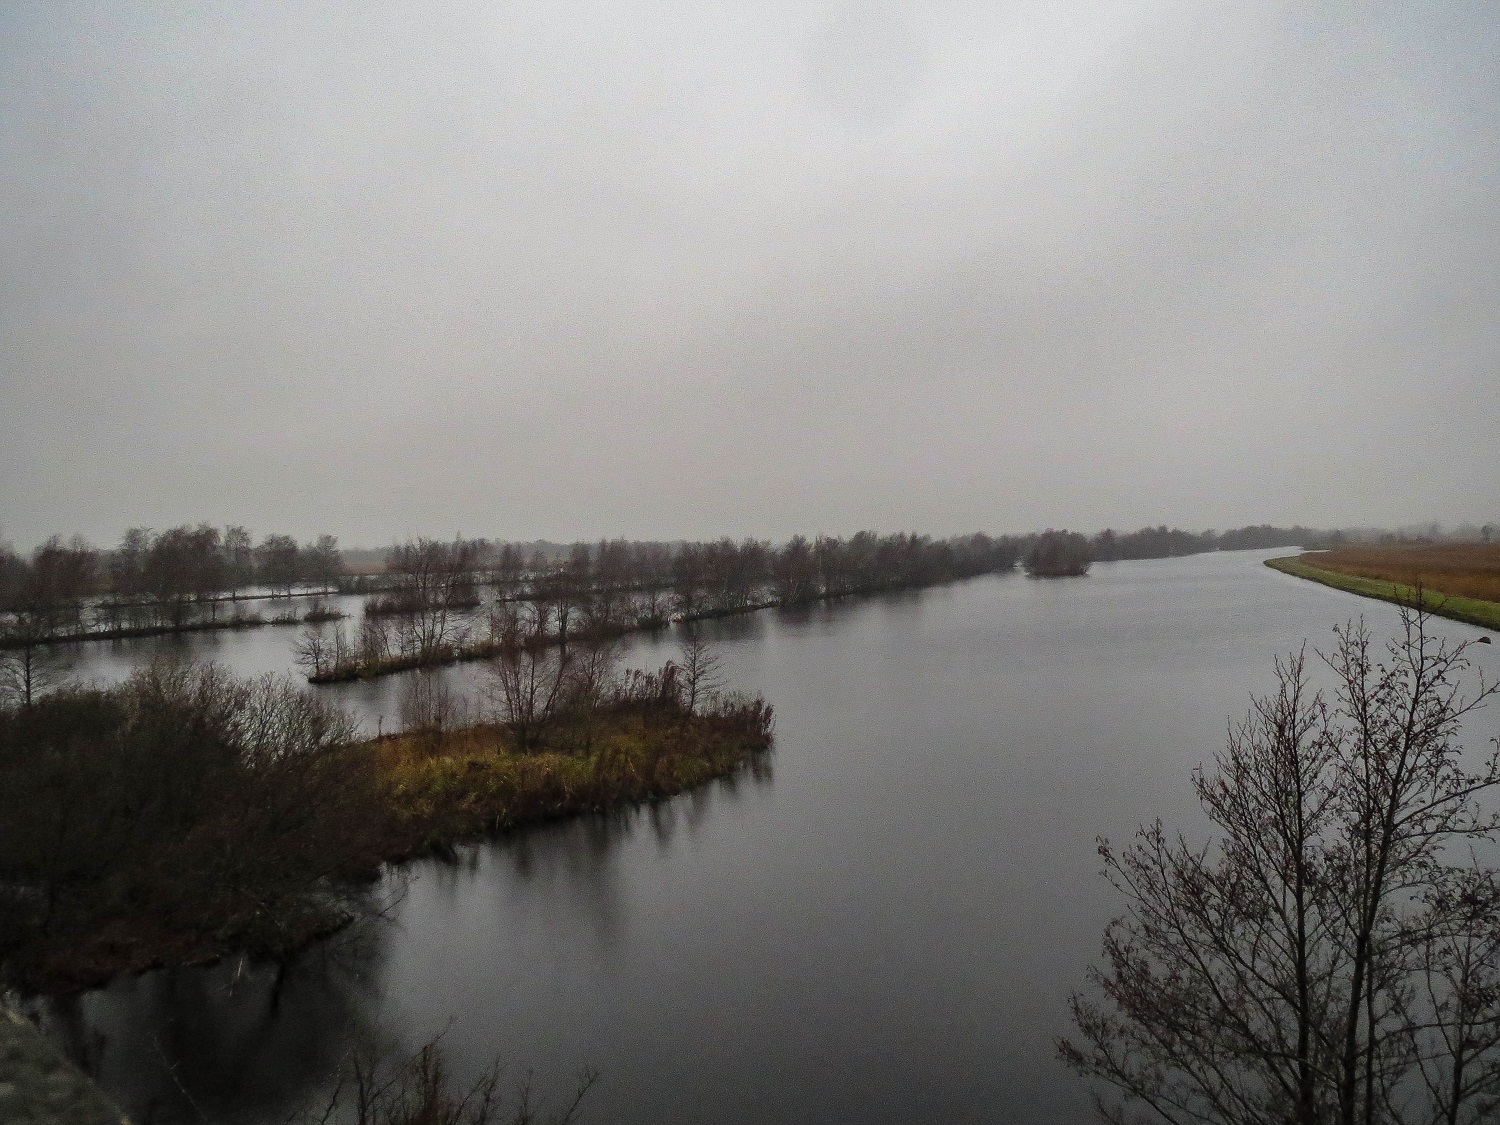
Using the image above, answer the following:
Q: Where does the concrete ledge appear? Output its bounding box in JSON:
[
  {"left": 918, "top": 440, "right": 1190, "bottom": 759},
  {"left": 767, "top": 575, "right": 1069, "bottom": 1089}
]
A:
[{"left": 0, "top": 1007, "right": 130, "bottom": 1125}]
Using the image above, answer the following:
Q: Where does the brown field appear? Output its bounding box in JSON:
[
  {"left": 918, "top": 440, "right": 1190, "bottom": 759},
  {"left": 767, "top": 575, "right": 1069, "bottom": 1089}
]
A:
[{"left": 1298, "top": 543, "right": 1500, "bottom": 604}]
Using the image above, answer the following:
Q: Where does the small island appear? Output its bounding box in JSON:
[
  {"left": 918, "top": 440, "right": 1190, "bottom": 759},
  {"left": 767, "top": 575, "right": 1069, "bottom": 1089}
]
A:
[{"left": 1024, "top": 529, "right": 1092, "bottom": 577}]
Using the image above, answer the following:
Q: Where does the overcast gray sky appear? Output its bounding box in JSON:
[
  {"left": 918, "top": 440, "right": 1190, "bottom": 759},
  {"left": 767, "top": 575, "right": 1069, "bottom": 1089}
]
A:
[{"left": 2, "top": 1, "right": 1497, "bottom": 549}]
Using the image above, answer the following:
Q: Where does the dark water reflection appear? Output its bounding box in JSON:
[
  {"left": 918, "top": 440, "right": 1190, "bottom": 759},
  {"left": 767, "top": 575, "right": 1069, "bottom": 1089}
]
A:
[
  {"left": 26, "top": 551, "right": 1500, "bottom": 1124},
  {"left": 31, "top": 921, "right": 393, "bottom": 1124}
]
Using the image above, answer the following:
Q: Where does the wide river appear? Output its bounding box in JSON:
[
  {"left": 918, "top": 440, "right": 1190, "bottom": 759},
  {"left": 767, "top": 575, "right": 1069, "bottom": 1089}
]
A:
[{"left": 25, "top": 550, "right": 1500, "bottom": 1124}]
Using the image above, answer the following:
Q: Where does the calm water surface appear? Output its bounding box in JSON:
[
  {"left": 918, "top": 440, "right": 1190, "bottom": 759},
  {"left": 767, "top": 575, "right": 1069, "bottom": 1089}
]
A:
[{"left": 29, "top": 551, "right": 1500, "bottom": 1124}]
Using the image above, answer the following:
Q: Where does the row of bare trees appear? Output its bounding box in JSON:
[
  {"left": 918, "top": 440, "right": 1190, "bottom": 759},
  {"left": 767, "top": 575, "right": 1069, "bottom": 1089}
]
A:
[
  {"left": 371, "top": 531, "right": 1024, "bottom": 620},
  {"left": 296, "top": 531, "right": 1026, "bottom": 683},
  {"left": 0, "top": 527, "right": 343, "bottom": 638}
]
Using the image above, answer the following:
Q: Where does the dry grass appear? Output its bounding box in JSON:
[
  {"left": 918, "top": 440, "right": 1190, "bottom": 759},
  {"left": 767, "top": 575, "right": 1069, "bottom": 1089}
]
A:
[
  {"left": 370, "top": 698, "right": 775, "bottom": 859},
  {"left": 1266, "top": 546, "right": 1500, "bottom": 632},
  {"left": 1299, "top": 544, "right": 1500, "bottom": 604}
]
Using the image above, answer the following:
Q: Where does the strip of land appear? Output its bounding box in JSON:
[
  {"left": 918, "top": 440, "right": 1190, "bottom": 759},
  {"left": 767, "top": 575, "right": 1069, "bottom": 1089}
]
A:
[
  {"left": 1266, "top": 545, "right": 1500, "bottom": 631},
  {"left": 0, "top": 663, "right": 772, "bottom": 996}
]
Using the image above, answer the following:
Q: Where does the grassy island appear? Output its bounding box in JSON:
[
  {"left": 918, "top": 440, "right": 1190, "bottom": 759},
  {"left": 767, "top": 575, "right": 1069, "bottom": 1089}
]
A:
[
  {"left": 1266, "top": 544, "right": 1500, "bottom": 631},
  {"left": 373, "top": 686, "right": 773, "bottom": 859},
  {"left": 0, "top": 659, "right": 773, "bottom": 996}
]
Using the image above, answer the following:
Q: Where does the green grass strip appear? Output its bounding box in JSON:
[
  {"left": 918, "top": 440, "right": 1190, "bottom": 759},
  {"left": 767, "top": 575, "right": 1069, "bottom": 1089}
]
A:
[{"left": 1265, "top": 555, "right": 1500, "bottom": 632}]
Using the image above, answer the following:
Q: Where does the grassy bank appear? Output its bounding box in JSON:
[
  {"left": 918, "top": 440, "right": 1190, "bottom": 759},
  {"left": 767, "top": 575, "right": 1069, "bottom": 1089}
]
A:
[
  {"left": 0, "top": 664, "right": 772, "bottom": 996},
  {"left": 1265, "top": 554, "right": 1500, "bottom": 631},
  {"left": 1296, "top": 542, "right": 1500, "bottom": 602}
]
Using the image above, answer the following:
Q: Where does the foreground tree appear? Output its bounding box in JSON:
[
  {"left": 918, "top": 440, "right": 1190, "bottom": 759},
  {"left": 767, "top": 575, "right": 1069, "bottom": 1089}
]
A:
[
  {"left": 301, "top": 1039, "right": 593, "bottom": 1125},
  {"left": 1060, "top": 608, "right": 1500, "bottom": 1125}
]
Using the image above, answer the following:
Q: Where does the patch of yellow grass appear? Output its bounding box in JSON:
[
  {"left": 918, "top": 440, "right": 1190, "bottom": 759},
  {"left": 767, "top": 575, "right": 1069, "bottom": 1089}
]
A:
[
  {"left": 1266, "top": 554, "right": 1500, "bottom": 632},
  {"left": 1300, "top": 544, "right": 1500, "bottom": 604},
  {"left": 366, "top": 703, "right": 774, "bottom": 857}
]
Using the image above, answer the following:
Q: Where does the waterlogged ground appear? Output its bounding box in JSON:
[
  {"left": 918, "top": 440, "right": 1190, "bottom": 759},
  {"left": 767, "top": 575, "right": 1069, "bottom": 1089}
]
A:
[{"left": 27, "top": 550, "right": 1500, "bottom": 1124}]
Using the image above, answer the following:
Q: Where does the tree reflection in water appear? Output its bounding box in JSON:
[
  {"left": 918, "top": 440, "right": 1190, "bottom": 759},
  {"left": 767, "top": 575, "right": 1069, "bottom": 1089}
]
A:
[{"left": 26, "top": 894, "right": 397, "bottom": 1125}]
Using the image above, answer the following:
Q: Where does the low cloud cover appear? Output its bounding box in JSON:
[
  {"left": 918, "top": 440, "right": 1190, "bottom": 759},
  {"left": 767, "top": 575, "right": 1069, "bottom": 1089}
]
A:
[{"left": 3, "top": 1, "right": 1497, "bottom": 547}]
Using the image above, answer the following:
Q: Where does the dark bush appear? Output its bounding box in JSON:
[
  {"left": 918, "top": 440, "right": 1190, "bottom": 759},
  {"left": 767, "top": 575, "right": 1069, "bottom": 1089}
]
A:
[
  {"left": 0, "top": 661, "right": 382, "bottom": 992},
  {"left": 1025, "top": 529, "right": 1092, "bottom": 577}
]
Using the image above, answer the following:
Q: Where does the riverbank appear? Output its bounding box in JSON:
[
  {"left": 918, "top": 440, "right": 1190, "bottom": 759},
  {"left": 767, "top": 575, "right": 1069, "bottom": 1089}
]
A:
[
  {"left": 0, "top": 674, "right": 772, "bottom": 996},
  {"left": 1265, "top": 554, "right": 1500, "bottom": 630},
  {"left": 2, "top": 606, "right": 348, "bottom": 650},
  {"left": 0, "top": 613, "right": 274, "bottom": 649}
]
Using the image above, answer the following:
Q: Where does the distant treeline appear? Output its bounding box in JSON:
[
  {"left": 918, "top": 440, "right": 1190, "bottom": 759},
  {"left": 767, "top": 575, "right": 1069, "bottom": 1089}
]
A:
[
  {"left": 1020, "top": 524, "right": 1325, "bottom": 578},
  {"left": 1090, "top": 523, "right": 1323, "bottom": 561},
  {"left": 1, "top": 520, "right": 1337, "bottom": 656},
  {"left": 0, "top": 526, "right": 344, "bottom": 637}
]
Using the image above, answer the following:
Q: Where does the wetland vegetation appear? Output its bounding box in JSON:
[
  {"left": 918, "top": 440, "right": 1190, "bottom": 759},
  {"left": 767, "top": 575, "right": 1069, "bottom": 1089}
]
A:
[{"left": 0, "top": 641, "right": 771, "bottom": 996}]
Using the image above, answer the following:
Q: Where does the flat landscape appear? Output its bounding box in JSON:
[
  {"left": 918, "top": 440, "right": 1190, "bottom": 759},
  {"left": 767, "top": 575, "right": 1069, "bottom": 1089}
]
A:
[
  {"left": 6, "top": 3, "right": 1500, "bottom": 1121},
  {"left": 1267, "top": 543, "right": 1500, "bottom": 629}
]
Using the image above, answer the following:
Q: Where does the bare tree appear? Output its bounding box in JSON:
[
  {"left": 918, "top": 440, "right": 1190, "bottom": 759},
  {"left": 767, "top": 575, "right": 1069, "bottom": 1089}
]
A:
[
  {"left": 292, "top": 621, "right": 331, "bottom": 679},
  {"left": 678, "top": 632, "right": 725, "bottom": 714},
  {"left": 398, "top": 672, "right": 468, "bottom": 735},
  {"left": 223, "top": 524, "right": 255, "bottom": 597},
  {"left": 300, "top": 1038, "right": 594, "bottom": 1125},
  {"left": 305, "top": 533, "right": 343, "bottom": 593},
  {"left": 560, "top": 637, "right": 619, "bottom": 753},
  {"left": 487, "top": 605, "right": 571, "bottom": 753},
  {"left": 0, "top": 628, "right": 71, "bottom": 708},
  {"left": 1060, "top": 608, "right": 1500, "bottom": 1125},
  {"left": 634, "top": 541, "right": 674, "bottom": 626},
  {"left": 530, "top": 543, "right": 591, "bottom": 657},
  {"left": 256, "top": 533, "right": 301, "bottom": 596},
  {"left": 0, "top": 553, "right": 76, "bottom": 706},
  {"left": 386, "top": 537, "right": 479, "bottom": 661},
  {"left": 359, "top": 615, "right": 393, "bottom": 667},
  {"left": 773, "top": 534, "right": 820, "bottom": 605},
  {"left": 294, "top": 621, "right": 357, "bottom": 682},
  {"left": 490, "top": 542, "right": 523, "bottom": 598}
]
